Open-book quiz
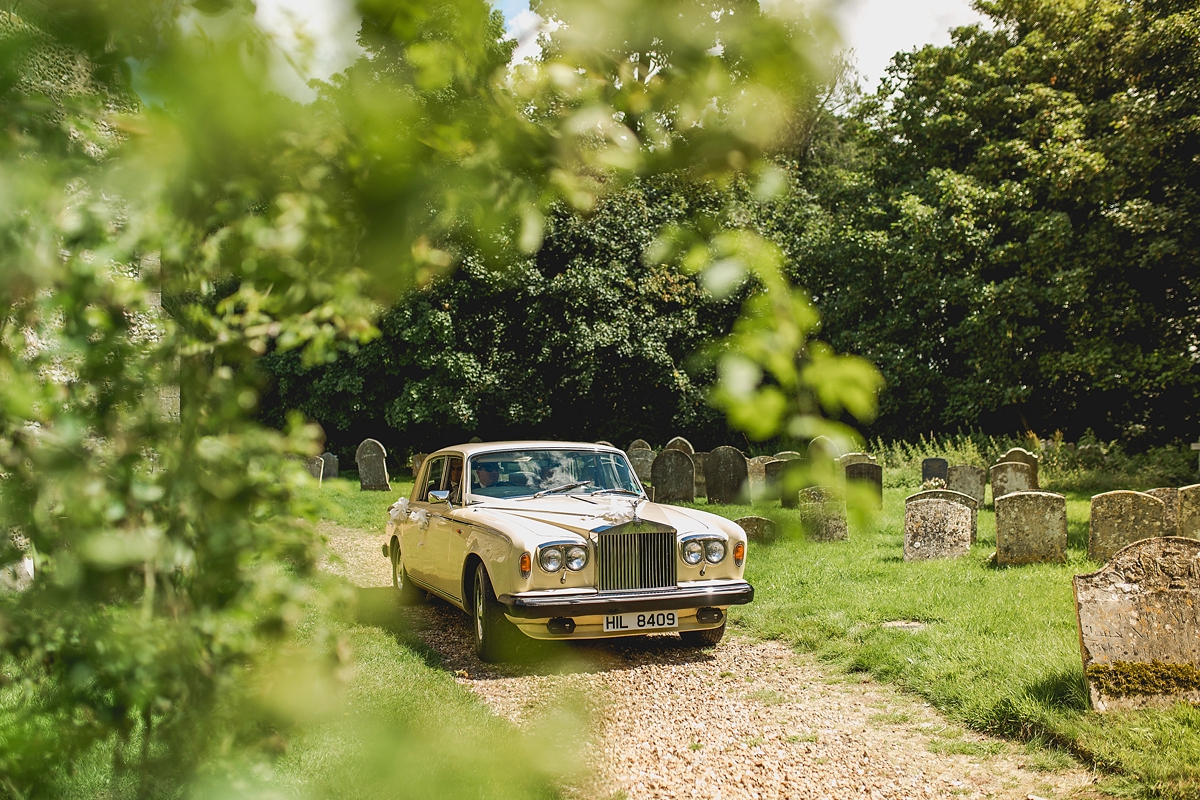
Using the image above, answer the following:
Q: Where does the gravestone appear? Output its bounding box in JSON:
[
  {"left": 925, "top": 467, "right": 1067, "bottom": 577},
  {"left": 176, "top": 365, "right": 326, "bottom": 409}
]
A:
[
  {"left": 628, "top": 439, "right": 651, "bottom": 452},
  {"left": 1145, "top": 488, "right": 1180, "bottom": 535},
  {"left": 837, "top": 452, "right": 876, "bottom": 468},
  {"left": 665, "top": 436, "right": 694, "bottom": 455},
  {"left": 996, "top": 447, "right": 1039, "bottom": 488},
  {"left": 946, "top": 464, "right": 987, "bottom": 505},
  {"left": 990, "top": 462, "right": 1035, "bottom": 502},
  {"left": 595, "top": 440, "right": 615, "bottom": 448},
  {"left": 747, "top": 456, "right": 776, "bottom": 501},
  {"left": 355, "top": 439, "right": 391, "bottom": 491},
  {"left": 799, "top": 487, "right": 847, "bottom": 541},
  {"left": 304, "top": 456, "right": 325, "bottom": 480},
  {"left": 705, "top": 446, "right": 750, "bottom": 505},
  {"left": 903, "top": 498, "right": 972, "bottom": 560},
  {"left": 321, "top": 452, "right": 339, "bottom": 480},
  {"left": 844, "top": 462, "right": 883, "bottom": 509},
  {"left": 651, "top": 449, "right": 695, "bottom": 504},
  {"left": 627, "top": 449, "right": 655, "bottom": 484},
  {"left": 691, "top": 451, "right": 709, "bottom": 499},
  {"left": 1088, "top": 490, "right": 1165, "bottom": 563},
  {"left": 735, "top": 516, "right": 777, "bottom": 544},
  {"left": 411, "top": 452, "right": 428, "bottom": 475},
  {"left": 921, "top": 457, "right": 949, "bottom": 483},
  {"left": 807, "top": 436, "right": 838, "bottom": 461},
  {"left": 469, "top": 436, "right": 483, "bottom": 443},
  {"left": 1074, "top": 537, "right": 1200, "bottom": 711},
  {"left": 765, "top": 458, "right": 801, "bottom": 508},
  {"left": 995, "top": 491, "right": 1067, "bottom": 565},
  {"left": 1179, "top": 484, "right": 1200, "bottom": 539},
  {"left": 906, "top": 489, "right": 978, "bottom": 542},
  {"left": 773, "top": 451, "right": 804, "bottom": 461}
]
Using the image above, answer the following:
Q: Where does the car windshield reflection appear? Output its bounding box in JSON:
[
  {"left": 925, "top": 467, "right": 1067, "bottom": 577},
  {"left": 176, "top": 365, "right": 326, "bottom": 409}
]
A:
[{"left": 468, "top": 449, "right": 643, "bottom": 500}]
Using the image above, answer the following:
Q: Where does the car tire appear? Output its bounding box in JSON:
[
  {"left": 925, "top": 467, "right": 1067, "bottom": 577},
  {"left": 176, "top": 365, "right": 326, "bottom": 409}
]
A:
[
  {"left": 472, "top": 563, "right": 518, "bottom": 663},
  {"left": 391, "top": 541, "right": 422, "bottom": 605},
  {"left": 680, "top": 621, "right": 726, "bottom": 648}
]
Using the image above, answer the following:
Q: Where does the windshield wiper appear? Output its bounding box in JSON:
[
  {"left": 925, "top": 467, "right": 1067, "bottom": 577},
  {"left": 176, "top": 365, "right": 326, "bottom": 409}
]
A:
[
  {"left": 591, "top": 488, "right": 642, "bottom": 497},
  {"left": 531, "top": 480, "right": 592, "bottom": 498}
]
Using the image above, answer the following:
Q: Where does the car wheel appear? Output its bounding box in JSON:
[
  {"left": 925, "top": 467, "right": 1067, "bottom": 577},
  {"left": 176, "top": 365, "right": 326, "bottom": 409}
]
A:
[
  {"left": 391, "top": 541, "right": 422, "bottom": 605},
  {"left": 680, "top": 621, "right": 726, "bottom": 648},
  {"left": 472, "top": 563, "right": 518, "bottom": 663}
]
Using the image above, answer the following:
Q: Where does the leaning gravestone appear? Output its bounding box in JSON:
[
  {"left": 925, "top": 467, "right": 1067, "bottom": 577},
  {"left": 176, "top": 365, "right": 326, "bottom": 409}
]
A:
[
  {"left": 946, "top": 464, "right": 987, "bottom": 505},
  {"left": 355, "top": 439, "right": 391, "bottom": 491},
  {"left": 1088, "top": 490, "right": 1165, "bottom": 563},
  {"left": 921, "top": 457, "right": 949, "bottom": 483},
  {"left": 691, "top": 452, "right": 710, "bottom": 500},
  {"left": 735, "top": 516, "right": 777, "bottom": 544},
  {"left": 1179, "top": 484, "right": 1200, "bottom": 539},
  {"left": 628, "top": 438, "right": 651, "bottom": 452},
  {"left": 321, "top": 452, "right": 339, "bottom": 479},
  {"left": 627, "top": 449, "right": 655, "bottom": 484},
  {"left": 907, "top": 489, "right": 977, "bottom": 542},
  {"left": 765, "top": 459, "right": 801, "bottom": 508},
  {"left": 904, "top": 497, "right": 972, "bottom": 560},
  {"left": 1145, "top": 488, "right": 1180, "bottom": 535},
  {"left": 665, "top": 436, "right": 695, "bottom": 455},
  {"left": 844, "top": 462, "right": 883, "bottom": 509},
  {"left": 1074, "top": 537, "right": 1200, "bottom": 711},
  {"left": 747, "top": 456, "right": 776, "bottom": 501},
  {"left": 995, "top": 491, "right": 1067, "bottom": 565},
  {"left": 799, "top": 487, "right": 847, "bottom": 541},
  {"left": 990, "top": 462, "right": 1035, "bottom": 502},
  {"left": 304, "top": 456, "right": 325, "bottom": 480},
  {"left": 651, "top": 449, "right": 695, "bottom": 504},
  {"left": 706, "top": 446, "right": 750, "bottom": 505}
]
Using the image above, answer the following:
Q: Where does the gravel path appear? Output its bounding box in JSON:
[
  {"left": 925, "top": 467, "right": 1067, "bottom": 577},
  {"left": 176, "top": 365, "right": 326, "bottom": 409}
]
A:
[{"left": 322, "top": 524, "right": 1096, "bottom": 800}]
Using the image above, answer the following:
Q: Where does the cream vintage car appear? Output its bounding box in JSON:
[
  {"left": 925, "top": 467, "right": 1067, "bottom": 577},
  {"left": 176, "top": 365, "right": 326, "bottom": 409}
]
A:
[{"left": 381, "top": 441, "right": 753, "bottom": 661}]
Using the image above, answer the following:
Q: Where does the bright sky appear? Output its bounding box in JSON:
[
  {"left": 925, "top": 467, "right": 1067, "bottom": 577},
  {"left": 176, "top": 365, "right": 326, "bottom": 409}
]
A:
[{"left": 255, "top": 0, "right": 989, "bottom": 99}]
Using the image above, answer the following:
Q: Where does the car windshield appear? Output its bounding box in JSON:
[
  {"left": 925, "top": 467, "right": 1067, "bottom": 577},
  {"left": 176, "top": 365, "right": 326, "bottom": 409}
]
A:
[{"left": 468, "top": 449, "right": 643, "bottom": 500}]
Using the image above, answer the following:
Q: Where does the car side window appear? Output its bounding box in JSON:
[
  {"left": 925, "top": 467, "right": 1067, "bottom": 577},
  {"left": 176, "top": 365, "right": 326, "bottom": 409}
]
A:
[
  {"left": 419, "top": 457, "right": 446, "bottom": 502},
  {"left": 447, "top": 456, "right": 464, "bottom": 504}
]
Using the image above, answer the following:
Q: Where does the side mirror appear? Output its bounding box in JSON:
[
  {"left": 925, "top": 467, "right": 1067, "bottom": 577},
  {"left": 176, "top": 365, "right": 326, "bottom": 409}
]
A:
[{"left": 429, "top": 490, "right": 450, "bottom": 504}]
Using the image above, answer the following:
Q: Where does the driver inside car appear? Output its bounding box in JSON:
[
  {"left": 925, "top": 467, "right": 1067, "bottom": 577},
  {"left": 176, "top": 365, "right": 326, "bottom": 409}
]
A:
[{"left": 473, "top": 461, "right": 500, "bottom": 489}]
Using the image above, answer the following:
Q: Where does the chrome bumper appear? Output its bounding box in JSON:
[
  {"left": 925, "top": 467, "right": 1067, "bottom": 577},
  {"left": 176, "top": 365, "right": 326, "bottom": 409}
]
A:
[{"left": 496, "top": 581, "right": 754, "bottom": 619}]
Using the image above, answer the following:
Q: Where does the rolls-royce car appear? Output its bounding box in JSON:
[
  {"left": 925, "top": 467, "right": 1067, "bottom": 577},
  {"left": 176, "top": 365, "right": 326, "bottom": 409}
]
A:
[{"left": 381, "top": 441, "right": 754, "bottom": 661}]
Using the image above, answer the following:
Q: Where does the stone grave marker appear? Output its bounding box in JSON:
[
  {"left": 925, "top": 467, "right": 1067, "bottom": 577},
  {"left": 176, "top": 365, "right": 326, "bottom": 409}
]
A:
[
  {"left": 735, "top": 516, "right": 777, "bottom": 544},
  {"left": 321, "top": 452, "right": 339, "bottom": 479},
  {"left": 1074, "top": 537, "right": 1200, "bottom": 711},
  {"left": 705, "top": 446, "right": 750, "bottom": 505},
  {"left": 837, "top": 452, "right": 876, "bottom": 468},
  {"left": 996, "top": 447, "right": 1039, "bottom": 488},
  {"left": 921, "top": 457, "right": 949, "bottom": 483},
  {"left": 627, "top": 449, "right": 655, "bottom": 484},
  {"left": 907, "top": 489, "right": 977, "bottom": 542},
  {"left": 628, "top": 438, "right": 651, "bottom": 452},
  {"left": 1088, "top": 491, "right": 1165, "bottom": 563},
  {"left": 747, "top": 456, "right": 776, "bottom": 501},
  {"left": 807, "top": 436, "right": 838, "bottom": 461},
  {"left": 469, "top": 436, "right": 483, "bottom": 443},
  {"left": 995, "top": 491, "right": 1067, "bottom": 565},
  {"left": 1145, "top": 488, "right": 1180, "bottom": 535},
  {"left": 799, "top": 487, "right": 847, "bottom": 541},
  {"left": 844, "top": 462, "right": 883, "bottom": 509},
  {"left": 773, "top": 450, "right": 804, "bottom": 461},
  {"left": 691, "top": 451, "right": 709, "bottom": 499},
  {"left": 651, "top": 449, "right": 695, "bottom": 504},
  {"left": 595, "top": 440, "right": 615, "bottom": 448},
  {"left": 764, "top": 459, "right": 803, "bottom": 508},
  {"left": 903, "top": 497, "right": 972, "bottom": 560},
  {"left": 355, "top": 439, "right": 391, "bottom": 491},
  {"left": 990, "top": 462, "right": 1035, "bottom": 502},
  {"left": 411, "top": 452, "right": 428, "bottom": 475},
  {"left": 304, "top": 456, "right": 325, "bottom": 481},
  {"left": 1179, "top": 484, "right": 1200, "bottom": 539},
  {"left": 946, "top": 464, "right": 987, "bottom": 505},
  {"left": 665, "top": 436, "right": 694, "bottom": 455}
]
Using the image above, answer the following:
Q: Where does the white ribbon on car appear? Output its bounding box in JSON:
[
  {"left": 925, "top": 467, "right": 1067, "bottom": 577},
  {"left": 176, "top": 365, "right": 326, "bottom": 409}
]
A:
[
  {"left": 388, "top": 496, "right": 409, "bottom": 521},
  {"left": 598, "top": 497, "right": 639, "bottom": 525},
  {"left": 410, "top": 507, "right": 430, "bottom": 530}
]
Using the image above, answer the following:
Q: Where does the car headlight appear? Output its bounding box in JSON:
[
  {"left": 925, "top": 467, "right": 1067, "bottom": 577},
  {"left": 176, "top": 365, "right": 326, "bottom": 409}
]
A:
[
  {"left": 565, "top": 545, "right": 588, "bottom": 571},
  {"left": 704, "top": 539, "right": 726, "bottom": 564},
  {"left": 539, "top": 546, "right": 564, "bottom": 573},
  {"left": 682, "top": 540, "right": 704, "bottom": 565}
]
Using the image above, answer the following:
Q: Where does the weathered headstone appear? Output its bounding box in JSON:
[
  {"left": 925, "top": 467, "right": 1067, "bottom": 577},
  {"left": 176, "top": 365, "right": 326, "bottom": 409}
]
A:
[
  {"left": 995, "top": 447, "right": 1039, "bottom": 488},
  {"left": 921, "top": 457, "right": 949, "bottom": 483},
  {"left": 595, "top": 440, "right": 615, "bottom": 448},
  {"left": 628, "top": 438, "right": 652, "bottom": 452},
  {"left": 1074, "top": 537, "right": 1200, "bottom": 711},
  {"left": 651, "top": 449, "right": 695, "bottom": 504},
  {"left": 807, "top": 436, "right": 838, "bottom": 461},
  {"left": 665, "top": 436, "right": 694, "bottom": 455},
  {"left": 764, "top": 458, "right": 801, "bottom": 508},
  {"left": 990, "top": 462, "right": 1036, "bottom": 502},
  {"left": 1179, "top": 484, "right": 1200, "bottom": 539},
  {"left": 469, "top": 436, "right": 483, "bottom": 443},
  {"left": 304, "top": 456, "right": 325, "bottom": 480},
  {"left": 837, "top": 452, "right": 876, "bottom": 468},
  {"left": 735, "top": 516, "right": 777, "bottom": 544},
  {"left": 995, "top": 491, "right": 1067, "bottom": 565},
  {"left": 320, "top": 452, "right": 339, "bottom": 479},
  {"left": 906, "top": 489, "right": 977, "bottom": 543},
  {"left": 799, "top": 487, "right": 847, "bottom": 541},
  {"left": 627, "top": 449, "right": 655, "bottom": 484},
  {"left": 706, "top": 446, "right": 750, "bottom": 505},
  {"left": 903, "top": 498, "right": 972, "bottom": 560},
  {"left": 1145, "top": 488, "right": 1180, "bottom": 535},
  {"left": 355, "top": 439, "right": 391, "bottom": 491},
  {"left": 773, "top": 451, "right": 804, "bottom": 461},
  {"left": 691, "top": 451, "right": 709, "bottom": 499},
  {"left": 844, "top": 462, "right": 883, "bottom": 509},
  {"left": 747, "top": 456, "right": 776, "bottom": 501},
  {"left": 1088, "top": 491, "right": 1165, "bottom": 563},
  {"left": 946, "top": 464, "right": 987, "bottom": 505},
  {"left": 411, "top": 452, "right": 428, "bottom": 475}
]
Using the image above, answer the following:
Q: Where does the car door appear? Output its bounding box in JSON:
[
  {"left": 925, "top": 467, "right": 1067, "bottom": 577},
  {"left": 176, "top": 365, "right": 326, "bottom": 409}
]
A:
[
  {"left": 439, "top": 455, "right": 469, "bottom": 601},
  {"left": 402, "top": 455, "right": 445, "bottom": 586}
]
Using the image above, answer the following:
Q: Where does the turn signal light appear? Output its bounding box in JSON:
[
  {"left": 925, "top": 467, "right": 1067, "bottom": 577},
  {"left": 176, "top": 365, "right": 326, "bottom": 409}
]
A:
[
  {"left": 519, "top": 552, "right": 532, "bottom": 578},
  {"left": 733, "top": 541, "right": 745, "bottom": 567}
]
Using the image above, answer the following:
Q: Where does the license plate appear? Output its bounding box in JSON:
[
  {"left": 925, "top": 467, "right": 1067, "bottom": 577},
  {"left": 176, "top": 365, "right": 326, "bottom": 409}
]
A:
[{"left": 603, "top": 611, "right": 678, "bottom": 632}]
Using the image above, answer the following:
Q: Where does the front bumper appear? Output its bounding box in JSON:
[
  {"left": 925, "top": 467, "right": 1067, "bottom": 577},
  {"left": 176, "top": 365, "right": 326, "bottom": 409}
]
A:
[{"left": 496, "top": 581, "right": 754, "bottom": 619}]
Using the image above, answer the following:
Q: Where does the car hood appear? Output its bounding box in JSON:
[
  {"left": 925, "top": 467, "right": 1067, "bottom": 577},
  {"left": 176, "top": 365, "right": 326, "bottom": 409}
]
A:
[{"left": 459, "top": 495, "right": 732, "bottom": 540}]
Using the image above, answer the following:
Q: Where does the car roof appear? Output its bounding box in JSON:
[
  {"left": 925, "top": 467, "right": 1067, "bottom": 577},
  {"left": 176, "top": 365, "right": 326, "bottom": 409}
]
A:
[{"left": 428, "top": 441, "right": 623, "bottom": 459}]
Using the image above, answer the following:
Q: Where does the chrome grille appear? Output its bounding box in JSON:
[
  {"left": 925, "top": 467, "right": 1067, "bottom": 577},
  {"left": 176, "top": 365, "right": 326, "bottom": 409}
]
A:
[{"left": 597, "top": 530, "right": 677, "bottom": 592}]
